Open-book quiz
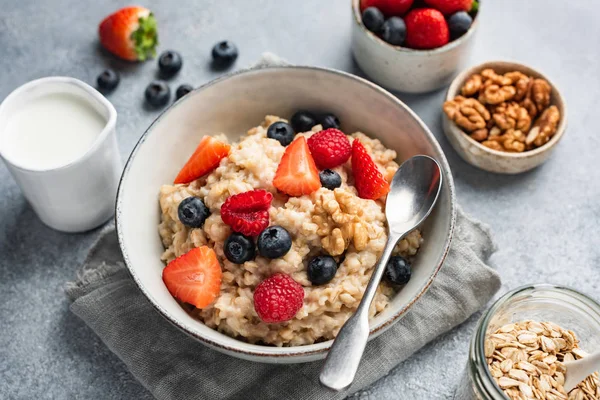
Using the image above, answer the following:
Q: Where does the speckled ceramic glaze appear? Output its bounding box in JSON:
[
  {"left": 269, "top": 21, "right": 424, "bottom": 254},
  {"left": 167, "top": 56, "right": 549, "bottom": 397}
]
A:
[
  {"left": 116, "top": 66, "right": 456, "bottom": 363},
  {"left": 442, "top": 61, "right": 567, "bottom": 174},
  {"left": 350, "top": 0, "right": 479, "bottom": 94}
]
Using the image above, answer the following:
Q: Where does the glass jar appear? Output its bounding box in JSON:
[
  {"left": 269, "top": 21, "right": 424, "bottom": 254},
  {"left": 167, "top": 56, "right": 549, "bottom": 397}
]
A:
[{"left": 455, "top": 284, "right": 600, "bottom": 400}]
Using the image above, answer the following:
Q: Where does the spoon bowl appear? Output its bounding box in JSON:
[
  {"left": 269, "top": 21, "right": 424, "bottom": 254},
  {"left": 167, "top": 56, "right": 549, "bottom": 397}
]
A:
[
  {"left": 387, "top": 156, "right": 443, "bottom": 236},
  {"left": 320, "top": 155, "right": 443, "bottom": 391}
]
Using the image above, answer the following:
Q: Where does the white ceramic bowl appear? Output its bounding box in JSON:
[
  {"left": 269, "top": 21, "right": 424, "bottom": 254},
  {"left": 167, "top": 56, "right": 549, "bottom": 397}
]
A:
[
  {"left": 350, "top": 0, "right": 480, "bottom": 93},
  {"left": 116, "top": 66, "right": 456, "bottom": 363},
  {"left": 442, "top": 61, "right": 568, "bottom": 174}
]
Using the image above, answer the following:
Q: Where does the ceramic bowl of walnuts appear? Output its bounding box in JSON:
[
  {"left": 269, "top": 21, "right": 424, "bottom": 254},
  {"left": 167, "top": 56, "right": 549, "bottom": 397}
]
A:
[{"left": 442, "top": 61, "right": 567, "bottom": 174}]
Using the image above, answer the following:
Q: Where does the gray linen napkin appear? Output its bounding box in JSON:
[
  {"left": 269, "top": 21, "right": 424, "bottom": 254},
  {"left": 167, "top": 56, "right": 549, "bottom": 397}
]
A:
[{"left": 65, "top": 207, "right": 500, "bottom": 400}]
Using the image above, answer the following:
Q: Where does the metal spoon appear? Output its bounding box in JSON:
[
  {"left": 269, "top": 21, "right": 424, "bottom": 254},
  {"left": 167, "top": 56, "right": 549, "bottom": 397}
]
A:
[
  {"left": 319, "top": 155, "right": 443, "bottom": 391},
  {"left": 563, "top": 350, "right": 600, "bottom": 392}
]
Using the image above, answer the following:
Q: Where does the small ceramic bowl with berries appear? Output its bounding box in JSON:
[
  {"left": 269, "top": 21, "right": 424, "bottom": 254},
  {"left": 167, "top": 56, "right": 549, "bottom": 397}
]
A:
[
  {"left": 351, "top": 0, "right": 480, "bottom": 93},
  {"left": 442, "top": 61, "right": 567, "bottom": 174}
]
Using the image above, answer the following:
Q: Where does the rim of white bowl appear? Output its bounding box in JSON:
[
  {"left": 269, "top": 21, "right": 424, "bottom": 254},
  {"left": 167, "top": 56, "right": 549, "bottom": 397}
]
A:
[
  {"left": 444, "top": 60, "right": 568, "bottom": 159},
  {"left": 116, "top": 65, "right": 457, "bottom": 360},
  {"left": 350, "top": 0, "right": 481, "bottom": 55}
]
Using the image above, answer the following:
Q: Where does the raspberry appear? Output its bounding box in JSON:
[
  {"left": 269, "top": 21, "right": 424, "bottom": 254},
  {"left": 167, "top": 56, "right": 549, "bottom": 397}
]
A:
[
  {"left": 307, "top": 129, "right": 352, "bottom": 170},
  {"left": 351, "top": 140, "right": 390, "bottom": 200},
  {"left": 253, "top": 273, "right": 304, "bottom": 323},
  {"left": 220, "top": 190, "right": 273, "bottom": 236}
]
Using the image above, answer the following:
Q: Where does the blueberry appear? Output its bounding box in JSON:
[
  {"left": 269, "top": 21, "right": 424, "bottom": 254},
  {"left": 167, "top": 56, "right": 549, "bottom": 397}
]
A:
[
  {"left": 224, "top": 233, "right": 256, "bottom": 264},
  {"left": 145, "top": 80, "right": 170, "bottom": 107},
  {"left": 384, "top": 256, "right": 411, "bottom": 285},
  {"left": 319, "top": 113, "right": 341, "bottom": 130},
  {"left": 291, "top": 110, "right": 317, "bottom": 133},
  {"left": 175, "top": 84, "right": 194, "bottom": 100},
  {"left": 96, "top": 69, "right": 119, "bottom": 92},
  {"left": 307, "top": 256, "right": 338, "bottom": 285},
  {"left": 447, "top": 11, "right": 473, "bottom": 40},
  {"left": 319, "top": 169, "right": 342, "bottom": 190},
  {"left": 381, "top": 17, "right": 407, "bottom": 46},
  {"left": 177, "top": 197, "right": 210, "bottom": 228},
  {"left": 257, "top": 226, "right": 292, "bottom": 259},
  {"left": 267, "top": 121, "right": 295, "bottom": 146},
  {"left": 211, "top": 41, "right": 239, "bottom": 68},
  {"left": 362, "top": 7, "right": 385, "bottom": 34},
  {"left": 158, "top": 50, "right": 183, "bottom": 77}
]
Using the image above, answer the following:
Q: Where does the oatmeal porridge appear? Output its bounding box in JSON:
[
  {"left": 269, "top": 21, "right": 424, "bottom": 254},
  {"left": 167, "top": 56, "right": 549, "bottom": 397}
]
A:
[{"left": 158, "top": 114, "right": 422, "bottom": 346}]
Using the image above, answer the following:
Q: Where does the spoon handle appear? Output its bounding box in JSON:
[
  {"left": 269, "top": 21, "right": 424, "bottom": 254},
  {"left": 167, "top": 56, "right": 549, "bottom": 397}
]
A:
[
  {"left": 319, "top": 233, "right": 400, "bottom": 391},
  {"left": 563, "top": 350, "right": 600, "bottom": 392}
]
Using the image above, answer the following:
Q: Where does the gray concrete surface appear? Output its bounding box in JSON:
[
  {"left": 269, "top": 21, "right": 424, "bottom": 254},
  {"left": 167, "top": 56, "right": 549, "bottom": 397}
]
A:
[{"left": 1, "top": 0, "right": 599, "bottom": 398}]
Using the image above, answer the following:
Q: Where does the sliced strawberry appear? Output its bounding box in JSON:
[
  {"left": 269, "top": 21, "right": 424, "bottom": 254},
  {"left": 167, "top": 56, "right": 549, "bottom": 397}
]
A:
[
  {"left": 162, "top": 246, "right": 222, "bottom": 308},
  {"left": 220, "top": 190, "right": 273, "bottom": 236},
  {"left": 174, "top": 136, "right": 231, "bottom": 184},
  {"left": 273, "top": 137, "right": 321, "bottom": 196},
  {"left": 351, "top": 140, "right": 390, "bottom": 200},
  {"left": 99, "top": 6, "right": 158, "bottom": 62}
]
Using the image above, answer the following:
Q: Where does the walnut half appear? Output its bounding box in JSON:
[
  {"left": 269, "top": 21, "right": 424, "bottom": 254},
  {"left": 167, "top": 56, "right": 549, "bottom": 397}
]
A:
[
  {"left": 482, "top": 129, "right": 526, "bottom": 153},
  {"left": 526, "top": 105, "right": 560, "bottom": 147},
  {"left": 492, "top": 102, "right": 532, "bottom": 133},
  {"left": 461, "top": 74, "right": 483, "bottom": 97},
  {"left": 443, "top": 96, "right": 491, "bottom": 132}
]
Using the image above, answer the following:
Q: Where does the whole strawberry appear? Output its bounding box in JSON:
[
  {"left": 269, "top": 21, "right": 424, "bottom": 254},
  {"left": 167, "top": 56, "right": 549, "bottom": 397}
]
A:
[
  {"left": 360, "top": 0, "right": 414, "bottom": 17},
  {"left": 253, "top": 273, "right": 304, "bottom": 323},
  {"left": 423, "top": 0, "right": 473, "bottom": 15},
  {"left": 405, "top": 8, "right": 449, "bottom": 50},
  {"left": 99, "top": 6, "right": 158, "bottom": 61}
]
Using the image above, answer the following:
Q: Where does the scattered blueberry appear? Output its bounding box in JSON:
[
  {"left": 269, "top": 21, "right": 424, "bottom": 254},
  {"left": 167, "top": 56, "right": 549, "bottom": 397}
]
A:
[
  {"left": 362, "top": 7, "right": 385, "bottom": 34},
  {"left": 319, "top": 113, "right": 341, "bottom": 130},
  {"left": 307, "top": 255, "right": 338, "bottom": 285},
  {"left": 291, "top": 110, "right": 317, "bottom": 133},
  {"left": 267, "top": 121, "right": 295, "bottom": 146},
  {"left": 145, "top": 81, "right": 170, "bottom": 107},
  {"left": 381, "top": 17, "right": 407, "bottom": 46},
  {"left": 211, "top": 41, "right": 239, "bottom": 68},
  {"left": 158, "top": 50, "right": 183, "bottom": 77},
  {"left": 96, "top": 69, "right": 119, "bottom": 92},
  {"left": 177, "top": 197, "right": 210, "bottom": 228},
  {"left": 257, "top": 226, "right": 292, "bottom": 259},
  {"left": 319, "top": 170, "right": 342, "bottom": 190},
  {"left": 447, "top": 11, "right": 473, "bottom": 40},
  {"left": 224, "top": 233, "right": 256, "bottom": 264},
  {"left": 175, "top": 84, "right": 194, "bottom": 100},
  {"left": 384, "top": 256, "right": 411, "bottom": 285}
]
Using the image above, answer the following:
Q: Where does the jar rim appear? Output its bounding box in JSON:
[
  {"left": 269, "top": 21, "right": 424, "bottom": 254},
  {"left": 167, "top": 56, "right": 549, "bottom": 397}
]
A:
[{"left": 470, "top": 284, "right": 600, "bottom": 399}]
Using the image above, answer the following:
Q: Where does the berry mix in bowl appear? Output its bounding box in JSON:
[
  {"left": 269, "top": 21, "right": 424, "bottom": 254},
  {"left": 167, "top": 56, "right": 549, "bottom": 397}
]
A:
[
  {"left": 116, "top": 66, "right": 455, "bottom": 362},
  {"left": 158, "top": 113, "right": 423, "bottom": 346},
  {"left": 351, "top": 0, "right": 480, "bottom": 93},
  {"left": 360, "top": 0, "right": 479, "bottom": 49}
]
